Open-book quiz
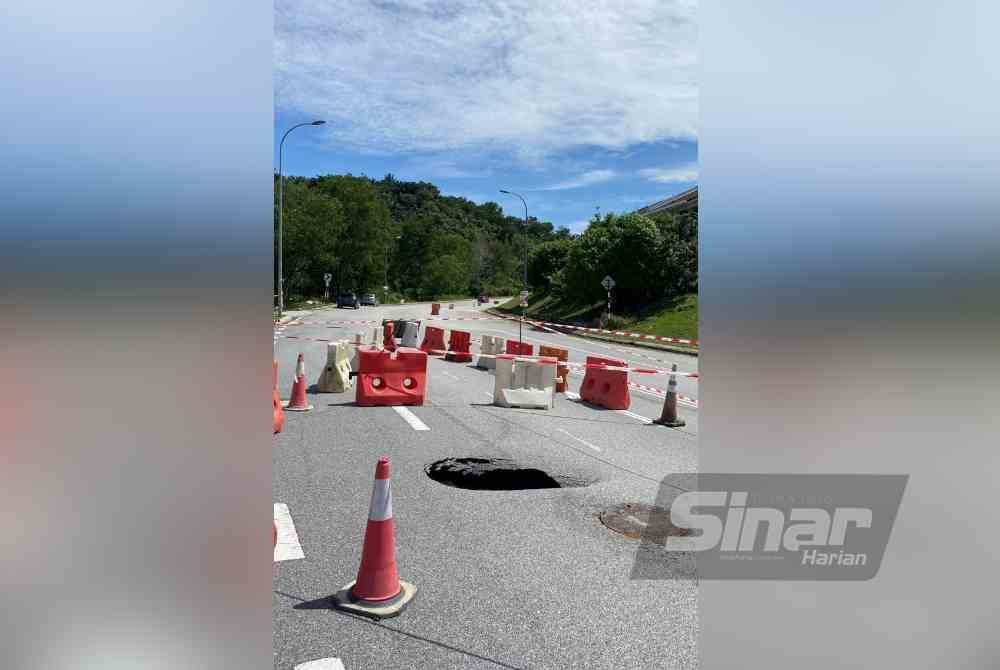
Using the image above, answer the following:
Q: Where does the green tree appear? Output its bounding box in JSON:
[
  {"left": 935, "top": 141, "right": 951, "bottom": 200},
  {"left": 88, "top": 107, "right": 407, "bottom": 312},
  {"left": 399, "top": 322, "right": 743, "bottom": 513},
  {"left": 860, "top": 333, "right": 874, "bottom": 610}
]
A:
[
  {"left": 563, "top": 212, "right": 663, "bottom": 306},
  {"left": 314, "top": 175, "right": 393, "bottom": 293},
  {"left": 276, "top": 177, "right": 345, "bottom": 298},
  {"left": 527, "top": 239, "right": 573, "bottom": 289},
  {"left": 650, "top": 209, "right": 698, "bottom": 296},
  {"left": 275, "top": 172, "right": 657, "bottom": 305}
]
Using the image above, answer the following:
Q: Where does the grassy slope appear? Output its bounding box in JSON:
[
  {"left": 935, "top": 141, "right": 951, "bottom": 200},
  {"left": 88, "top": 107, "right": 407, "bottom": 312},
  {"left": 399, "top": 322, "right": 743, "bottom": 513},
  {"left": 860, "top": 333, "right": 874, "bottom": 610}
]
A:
[
  {"left": 627, "top": 294, "right": 698, "bottom": 339},
  {"left": 496, "top": 291, "right": 698, "bottom": 340}
]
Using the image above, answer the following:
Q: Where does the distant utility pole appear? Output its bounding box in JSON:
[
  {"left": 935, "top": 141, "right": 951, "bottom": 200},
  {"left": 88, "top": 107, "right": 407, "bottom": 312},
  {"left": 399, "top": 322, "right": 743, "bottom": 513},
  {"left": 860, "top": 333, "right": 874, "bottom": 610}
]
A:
[
  {"left": 500, "top": 189, "right": 529, "bottom": 346},
  {"left": 384, "top": 234, "right": 400, "bottom": 305},
  {"left": 277, "top": 119, "right": 325, "bottom": 316}
]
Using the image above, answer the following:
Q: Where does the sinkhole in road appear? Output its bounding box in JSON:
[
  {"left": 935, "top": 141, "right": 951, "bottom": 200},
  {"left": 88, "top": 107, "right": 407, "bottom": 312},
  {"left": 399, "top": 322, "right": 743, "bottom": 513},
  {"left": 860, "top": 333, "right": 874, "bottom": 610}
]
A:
[{"left": 425, "top": 457, "right": 594, "bottom": 491}]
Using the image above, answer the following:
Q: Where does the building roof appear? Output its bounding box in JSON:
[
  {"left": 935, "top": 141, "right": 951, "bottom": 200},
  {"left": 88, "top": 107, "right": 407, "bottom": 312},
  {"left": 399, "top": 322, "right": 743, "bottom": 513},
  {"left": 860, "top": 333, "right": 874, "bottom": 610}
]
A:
[{"left": 635, "top": 186, "right": 698, "bottom": 216}]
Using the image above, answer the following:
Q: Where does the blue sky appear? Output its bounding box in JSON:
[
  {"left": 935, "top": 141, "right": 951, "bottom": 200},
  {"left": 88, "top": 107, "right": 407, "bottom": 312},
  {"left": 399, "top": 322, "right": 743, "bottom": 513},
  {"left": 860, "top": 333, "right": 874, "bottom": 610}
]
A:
[{"left": 275, "top": 0, "right": 697, "bottom": 234}]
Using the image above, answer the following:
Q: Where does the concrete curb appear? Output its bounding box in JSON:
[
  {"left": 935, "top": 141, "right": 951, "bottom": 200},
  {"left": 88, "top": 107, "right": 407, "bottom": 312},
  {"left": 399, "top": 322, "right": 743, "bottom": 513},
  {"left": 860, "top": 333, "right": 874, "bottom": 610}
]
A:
[{"left": 277, "top": 313, "right": 310, "bottom": 325}]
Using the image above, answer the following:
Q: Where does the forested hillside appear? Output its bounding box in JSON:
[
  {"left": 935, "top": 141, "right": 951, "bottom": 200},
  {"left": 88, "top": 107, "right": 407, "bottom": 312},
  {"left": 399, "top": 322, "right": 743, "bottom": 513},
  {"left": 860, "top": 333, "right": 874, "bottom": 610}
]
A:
[{"left": 274, "top": 173, "right": 696, "bottom": 309}]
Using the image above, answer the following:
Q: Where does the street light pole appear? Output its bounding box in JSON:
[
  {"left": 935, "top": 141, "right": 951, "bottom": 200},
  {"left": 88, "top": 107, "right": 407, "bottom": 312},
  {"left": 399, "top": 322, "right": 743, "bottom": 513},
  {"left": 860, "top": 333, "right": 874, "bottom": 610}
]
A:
[
  {"left": 277, "top": 119, "right": 325, "bottom": 316},
  {"left": 499, "top": 189, "right": 528, "bottom": 346},
  {"left": 384, "top": 235, "right": 401, "bottom": 305}
]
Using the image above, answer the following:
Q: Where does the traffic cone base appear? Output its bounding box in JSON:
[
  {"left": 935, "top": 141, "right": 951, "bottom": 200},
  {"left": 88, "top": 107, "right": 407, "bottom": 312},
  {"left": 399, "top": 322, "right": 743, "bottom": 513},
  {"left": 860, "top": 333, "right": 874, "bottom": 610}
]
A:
[
  {"left": 331, "top": 579, "right": 417, "bottom": 620},
  {"left": 653, "top": 416, "right": 686, "bottom": 427},
  {"left": 282, "top": 400, "right": 314, "bottom": 411},
  {"left": 331, "top": 456, "right": 416, "bottom": 619}
]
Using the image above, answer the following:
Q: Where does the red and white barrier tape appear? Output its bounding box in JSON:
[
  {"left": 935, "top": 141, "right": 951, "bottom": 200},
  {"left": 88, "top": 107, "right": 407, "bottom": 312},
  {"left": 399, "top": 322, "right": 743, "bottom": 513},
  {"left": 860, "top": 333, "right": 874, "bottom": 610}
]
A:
[
  {"left": 563, "top": 367, "right": 699, "bottom": 408},
  {"left": 489, "top": 312, "right": 698, "bottom": 347},
  {"left": 468, "top": 353, "right": 698, "bottom": 379},
  {"left": 285, "top": 316, "right": 509, "bottom": 327},
  {"left": 562, "top": 360, "right": 698, "bottom": 378},
  {"left": 533, "top": 320, "right": 697, "bottom": 346},
  {"left": 276, "top": 334, "right": 376, "bottom": 345},
  {"left": 287, "top": 313, "right": 696, "bottom": 347},
  {"left": 629, "top": 381, "right": 700, "bottom": 408},
  {"left": 285, "top": 319, "right": 379, "bottom": 327}
]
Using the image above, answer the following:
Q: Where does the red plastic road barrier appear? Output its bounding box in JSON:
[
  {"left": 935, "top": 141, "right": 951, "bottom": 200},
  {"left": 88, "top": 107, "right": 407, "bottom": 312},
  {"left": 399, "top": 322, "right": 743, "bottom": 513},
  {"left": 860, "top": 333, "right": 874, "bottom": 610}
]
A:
[
  {"left": 355, "top": 348, "right": 427, "bottom": 406},
  {"left": 445, "top": 330, "right": 473, "bottom": 363},
  {"left": 419, "top": 326, "right": 446, "bottom": 355},
  {"left": 505, "top": 340, "right": 534, "bottom": 356},
  {"left": 431, "top": 303, "right": 441, "bottom": 316},
  {"left": 383, "top": 322, "right": 396, "bottom": 352},
  {"left": 580, "top": 355, "right": 630, "bottom": 410},
  {"left": 538, "top": 345, "right": 569, "bottom": 392}
]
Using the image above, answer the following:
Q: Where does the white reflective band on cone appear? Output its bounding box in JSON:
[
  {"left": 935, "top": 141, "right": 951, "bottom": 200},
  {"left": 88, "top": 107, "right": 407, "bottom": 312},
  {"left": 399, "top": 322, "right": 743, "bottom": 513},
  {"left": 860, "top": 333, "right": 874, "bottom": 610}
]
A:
[
  {"left": 296, "top": 357, "right": 305, "bottom": 378},
  {"left": 368, "top": 479, "right": 393, "bottom": 521}
]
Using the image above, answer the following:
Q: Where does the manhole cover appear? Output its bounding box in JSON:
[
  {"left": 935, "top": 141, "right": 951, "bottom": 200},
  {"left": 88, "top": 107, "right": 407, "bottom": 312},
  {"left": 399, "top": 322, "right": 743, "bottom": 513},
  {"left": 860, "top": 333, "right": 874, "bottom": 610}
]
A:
[
  {"left": 425, "top": 457, "right": 592, "bottom": 490},
  {"left": 599, "top": 503, "right": 689, "bottom": 541}
]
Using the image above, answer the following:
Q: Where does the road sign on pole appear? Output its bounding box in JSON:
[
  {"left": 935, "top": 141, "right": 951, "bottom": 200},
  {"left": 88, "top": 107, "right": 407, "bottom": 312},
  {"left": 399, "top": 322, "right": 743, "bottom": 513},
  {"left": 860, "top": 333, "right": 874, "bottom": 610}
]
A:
[
  {"left": 602, "top": 276, "right": 615, "bottom": 317},
  {"left": 519, "top": 290, "right": 529, "bottom": 307}
]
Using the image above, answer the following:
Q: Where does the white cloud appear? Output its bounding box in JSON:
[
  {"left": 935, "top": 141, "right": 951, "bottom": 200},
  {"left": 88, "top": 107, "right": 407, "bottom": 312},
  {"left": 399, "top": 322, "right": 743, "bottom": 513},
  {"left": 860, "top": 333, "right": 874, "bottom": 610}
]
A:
[
  {"left": 539, "top": 169, "right": 617, "bottom": 191},
  {"left": 638, "top": 164, "right": 699, "bottom": 183},
  {"left": 404, "top": 156, "right": 489, "bottom": 179},
  {"left": 275, "top": 0, "right": 697, "bottom": 159},
  {"left": 566, "top": 219, "right": 591, "bottom": 233}
]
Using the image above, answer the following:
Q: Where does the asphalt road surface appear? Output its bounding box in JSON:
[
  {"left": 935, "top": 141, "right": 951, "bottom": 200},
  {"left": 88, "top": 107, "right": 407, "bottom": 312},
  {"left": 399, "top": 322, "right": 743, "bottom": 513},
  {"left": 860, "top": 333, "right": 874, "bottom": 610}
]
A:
[{"left": 273, "top": 299, "right": 699, "bottom": 670}]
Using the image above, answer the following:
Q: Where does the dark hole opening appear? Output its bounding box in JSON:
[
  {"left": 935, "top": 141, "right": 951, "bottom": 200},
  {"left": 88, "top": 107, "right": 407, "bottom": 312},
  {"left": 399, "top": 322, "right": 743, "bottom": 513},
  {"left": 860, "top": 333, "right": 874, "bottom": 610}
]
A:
[{"left": 425, "top": 457, "right": 592, "bottom": 491}]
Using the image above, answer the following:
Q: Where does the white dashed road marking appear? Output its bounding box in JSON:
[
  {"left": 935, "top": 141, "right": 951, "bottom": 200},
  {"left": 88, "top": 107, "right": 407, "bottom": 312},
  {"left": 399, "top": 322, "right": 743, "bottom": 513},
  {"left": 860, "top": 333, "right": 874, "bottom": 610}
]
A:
[
  {"left": 273, "top": 503, "right": 304, "bottom": 562},
  {"left": 557, "top": 428, "right": 602, "bottom": 452},
  {"left": 393, "top": 405, "right": 430, "bottom": 431},
  {"left": 295, "top": 658, "right": 346, "bottom": 670},
  {"left": 440, "top": 370, "right": 459, "bottom": 381},
  {"left": 564, "top": 392, "right": 655, "bottom": 424},
  {"left": 617, "top": 410, "right": 654, "bottom": 425}
]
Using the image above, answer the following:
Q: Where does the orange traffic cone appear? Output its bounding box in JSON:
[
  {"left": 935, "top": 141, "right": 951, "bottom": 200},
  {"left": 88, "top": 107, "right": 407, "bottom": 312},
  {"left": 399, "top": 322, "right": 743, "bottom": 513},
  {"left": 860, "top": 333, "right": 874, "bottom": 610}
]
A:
[
  {"left": 273, "top": 359, "right": 285, "bottom": 433},
  {"left": 653, "top": 363, "right": 686, "bottom": 427},
  {"left": 283, "top": 353, "right": 314, "bottom": 411},
  {"left": 332, "top": 456, "right": 417, "bottom": 619}
]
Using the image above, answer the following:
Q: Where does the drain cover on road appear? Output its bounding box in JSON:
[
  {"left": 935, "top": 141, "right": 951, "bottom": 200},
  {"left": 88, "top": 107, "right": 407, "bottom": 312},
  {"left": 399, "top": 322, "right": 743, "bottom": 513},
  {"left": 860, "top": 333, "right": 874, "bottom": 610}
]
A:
[
  {"left": 425, "top": 457, "right": 593, "bottom": 490},
  {"left": 599, "top": 503, "right": 689, "bottom": 541}
]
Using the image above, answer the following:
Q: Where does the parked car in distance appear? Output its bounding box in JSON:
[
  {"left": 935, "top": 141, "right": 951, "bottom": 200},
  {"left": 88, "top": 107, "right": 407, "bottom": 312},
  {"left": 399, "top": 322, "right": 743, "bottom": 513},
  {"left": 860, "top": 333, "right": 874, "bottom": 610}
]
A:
[
  {"left": 360, "top": 293, "right": 378, "bottom": 306},
  {"left": 337, "top": 292, "right": 359, "bottom": 309}
]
